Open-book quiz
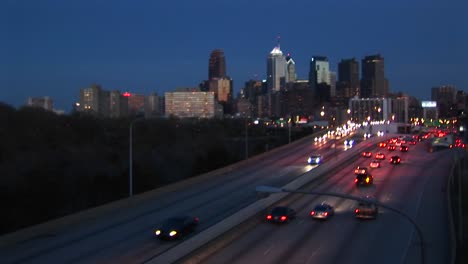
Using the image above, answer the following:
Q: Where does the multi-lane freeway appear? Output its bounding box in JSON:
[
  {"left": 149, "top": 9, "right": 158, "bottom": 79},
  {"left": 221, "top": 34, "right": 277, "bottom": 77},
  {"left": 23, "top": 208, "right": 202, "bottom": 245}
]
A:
[
  {"left": 0, "top": 133, "right": 455, "bottom": 264},
  {"left": 177, "top": 137, "right": 454, "bottom": 264}
]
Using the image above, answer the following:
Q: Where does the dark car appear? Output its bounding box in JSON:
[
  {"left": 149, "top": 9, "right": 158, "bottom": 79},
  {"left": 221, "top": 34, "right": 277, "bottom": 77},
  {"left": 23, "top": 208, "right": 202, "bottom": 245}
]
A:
[
  {"left": 355, "top": 197, "right": 378, "bottom": 219},
  {"left": 266, "top": 206, "right": 296, "bottom": 223},
  {"left": 307, "top": 154, "right": 323, "bottom": 165},
  {"left": 310, "top": 203, "right": 335, "bottom": 220},
  {"left": 361, "top": 151, "right": 372, "bottom": 158},
  {"left": 387, "top": 145, "right": 396, "bottom": 151},
  {"left": 154, "top": 216, "right": 199, "bottom": 240},
  {"left": 390, "top": 155, "right": 401, "bottom": 164},
  {"left": 354, "top": 173, "right": 373, "bottom": 185},
  {"left": 400, "top": 145, "right": 409, "bottom": 152}
]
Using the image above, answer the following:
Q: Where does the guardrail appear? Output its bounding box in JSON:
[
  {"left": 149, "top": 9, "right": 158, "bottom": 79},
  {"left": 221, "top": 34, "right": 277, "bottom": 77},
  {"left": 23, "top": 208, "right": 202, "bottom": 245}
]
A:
[{"left": 147, "top": 136, "right": 384, "bottom": 264}]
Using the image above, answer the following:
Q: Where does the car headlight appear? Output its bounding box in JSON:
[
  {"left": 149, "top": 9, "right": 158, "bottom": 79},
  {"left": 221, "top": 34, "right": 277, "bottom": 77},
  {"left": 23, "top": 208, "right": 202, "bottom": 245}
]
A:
[
  {"left": 315, "top": 158, "right": 320, "bottom": 163},
  {"left": 169, "top": 230, "right": 177, "bottom": 237},
  {"left": 155, "top": 230, "right": 161, "bottom": 236},
  {"left": 307, "top": 157, "right": 312, "bottom": 163}
]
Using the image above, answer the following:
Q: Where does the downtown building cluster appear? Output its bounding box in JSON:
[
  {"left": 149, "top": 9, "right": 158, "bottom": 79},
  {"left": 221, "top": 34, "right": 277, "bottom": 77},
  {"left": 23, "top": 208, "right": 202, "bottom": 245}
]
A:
[{"left": 25, "top": 43, "right": 468, "bottom": 125}]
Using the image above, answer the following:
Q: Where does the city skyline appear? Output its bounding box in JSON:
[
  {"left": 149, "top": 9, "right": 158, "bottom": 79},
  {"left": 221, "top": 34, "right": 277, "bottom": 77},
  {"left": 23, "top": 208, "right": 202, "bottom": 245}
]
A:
[{"left": 2, "top": 0, "right": 467, "bottom": 111}]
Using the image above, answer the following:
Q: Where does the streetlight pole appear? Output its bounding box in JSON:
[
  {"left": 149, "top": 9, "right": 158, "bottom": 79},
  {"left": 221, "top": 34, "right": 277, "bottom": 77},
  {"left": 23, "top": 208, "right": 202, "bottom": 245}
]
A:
[
  {"left": 245, "top": 117, "right": 248, "bottom": 159},
  {"left": 255, "top": 185, "right": 426, "bottom": 264}
]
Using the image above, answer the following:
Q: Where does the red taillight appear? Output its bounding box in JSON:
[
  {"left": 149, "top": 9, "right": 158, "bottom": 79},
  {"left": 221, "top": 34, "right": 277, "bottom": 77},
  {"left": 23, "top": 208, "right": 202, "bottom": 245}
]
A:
[
  {"left": 355, "top": 209, "right": 359, "bottom": 214},
  {"left": 311, "top": 211, "right": 315, "bottom": 216},
  {"left": 398, "top": 158, "right": 401, "bottom": 162},
  {"left": 266, "top": 215, "right": 272, "bottom": 220},
  {"left": 324, "top": 212, "right": 328, "bottom": 216},
  {"left": 280, "top": 216, "right": 287, "bottom": 221},
  {"left": 354, "top": 179, "right": 358, "bottom": 183}
]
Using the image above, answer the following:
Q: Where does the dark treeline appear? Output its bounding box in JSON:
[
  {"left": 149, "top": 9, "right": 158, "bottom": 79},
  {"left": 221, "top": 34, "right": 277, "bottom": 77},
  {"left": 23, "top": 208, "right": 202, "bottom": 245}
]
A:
[{"left": 0, "top": 103, "right": 314, "bottom": 235}]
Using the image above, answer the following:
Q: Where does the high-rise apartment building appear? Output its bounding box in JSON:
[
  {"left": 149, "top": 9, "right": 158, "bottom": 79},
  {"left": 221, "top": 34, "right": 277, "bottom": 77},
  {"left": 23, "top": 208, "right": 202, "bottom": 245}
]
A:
[
  {"left": 79, "top": 84, "right": 110, "bottom": 116},
  {"left": 165, "top": 88, "right": 221, "bottom": 118},
  {"left": 126, "top": 93, "right": 146, "bottom": 116},
  {"left": 26, "top": 96, "right": 53, "bottom": 111},
  {"left": 267, "top": 45, "right": 287, "bottom": 93},
  {"left": 337, "top": 58, "right": 360, "bottom": 98},
  {"left": 208, "top": 49, "right": 226, "bottom": 80},
  {"left": 361, "top": 54, "right": 387, "bottom": 98},
  {"left": 109, "top": 90, "right": 128, "bottom": 118}
]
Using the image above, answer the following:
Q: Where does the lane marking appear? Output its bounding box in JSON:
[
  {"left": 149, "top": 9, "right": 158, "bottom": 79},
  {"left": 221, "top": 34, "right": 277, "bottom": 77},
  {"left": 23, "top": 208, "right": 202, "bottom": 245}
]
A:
[{"left": 306, "top": 246, "right": 321, "bottom": 264}]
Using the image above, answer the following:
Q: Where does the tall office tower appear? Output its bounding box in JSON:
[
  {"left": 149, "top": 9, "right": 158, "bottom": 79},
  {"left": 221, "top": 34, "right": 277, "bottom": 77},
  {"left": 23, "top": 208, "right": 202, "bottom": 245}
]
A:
[
  {"left": 308, "top": 56, "right": 330, "bottom": 101},
  {"left": 208, "top": 49, "right": 226, "bottom": 80},
  {"left": 337, "top": 58, "right": 360, "bottom": 98},
  {"left": 267, "top": 45, "right": 287, "bottom": 93},
  {"left": 145, "top": 92, "right": 162, "bottom": 117},
  {"left": 431, "top": 85, "right": 457, "bottom": 118},
  {"left": 26, "top": 96, "right": 53, "bottom": 111},
  {"left": 286, "top": 53, "right": 296, "bottom": 83},
  {"left": 361, "top": 54, "right": 387, "bottom": 98}
]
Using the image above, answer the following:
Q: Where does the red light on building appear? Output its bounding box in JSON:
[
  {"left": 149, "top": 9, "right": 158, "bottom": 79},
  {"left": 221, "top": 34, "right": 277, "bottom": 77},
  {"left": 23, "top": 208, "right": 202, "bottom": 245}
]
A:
[{"left": 123, "top": 92, "right": 132, "bottom": 97}]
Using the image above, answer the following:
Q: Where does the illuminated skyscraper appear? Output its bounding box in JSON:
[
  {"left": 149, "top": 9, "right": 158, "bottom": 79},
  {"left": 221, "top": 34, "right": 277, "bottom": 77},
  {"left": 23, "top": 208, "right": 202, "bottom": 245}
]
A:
[
  {"left": 267, "top": 45, "right": 287, "bottom": 93},
  {"left": 309, "top": 56, "right": 330, "bottom": 102},
  {"left": 208, "top": 49, "right": 226, "bottom": 80},
  {"left": 286, "top": 53, "right": 296, "bottom": 83}
]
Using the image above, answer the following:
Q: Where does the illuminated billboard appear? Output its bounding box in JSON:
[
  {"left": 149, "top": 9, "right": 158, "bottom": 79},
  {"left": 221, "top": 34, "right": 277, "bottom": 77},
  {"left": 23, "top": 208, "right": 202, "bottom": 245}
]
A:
[{"left": 421, "top": 101, "right": 437, "bottom": 108}]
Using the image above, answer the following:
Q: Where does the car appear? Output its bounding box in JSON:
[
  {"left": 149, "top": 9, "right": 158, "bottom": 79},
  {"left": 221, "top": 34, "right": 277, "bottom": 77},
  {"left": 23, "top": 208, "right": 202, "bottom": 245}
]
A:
[
  {"left": 388, "top": 145, "right": 396, "bottom": 151},
  {"left": 310, "top": 203, "right": 335, "bottom": 220},
  {"left": 379, "top": 142, "right": 387, "bottom": 148},
  {"left": 361, "top": 151, "right": 372, "bottom": 158},
  {"left": 308, "top": 154, "right": 323, "bottom": 165},
  {"left": 375, "top": 152, "right": 385, "bottom": 160},
  {"left": 354, "top": 166, "right": 368, "bottom": 174},
  {"left": 266, "top": 206, "right": 296, "bottom": 223},
  {"left": 154, "top": 216, "right": 199, "bottom": 240},
  {"left": 369, "top": 160, "right": 381, "bottom": 168},
  {"left": 400, "top": 145, "right": 409, "bottom": 152},
  {"left": 409, "top": 139, "right": 417, "bottom": 145},
  {"left": 390, "top": 155, "right": 401, "bottom": 164},
  {"left": 355, "top": 197, "right": 379, "bottom": 219},
  {"left": 395, "top": 141, "right": 402, "bottom": 146},
  {"left": 354, "top": 173, "right": 373, "bottom": 185}
]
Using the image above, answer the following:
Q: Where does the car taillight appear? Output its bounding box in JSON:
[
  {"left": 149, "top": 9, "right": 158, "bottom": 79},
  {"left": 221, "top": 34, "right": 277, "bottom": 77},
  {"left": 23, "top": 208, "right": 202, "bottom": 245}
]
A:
[
  {"left": 266, "top": 215, "right": 272, "bottom": 220},
  {"left": 324, "top": 212, "right": 328, "bottom": 216},
  {"left": 354, "top": 179, "right": 358, "bottom": 183},
  {"left": 355, "top": 209, "right": 359, "bottom": 214},
  {"left": 280, "top": 216, "right": 287, "bottom": 221},
  {"left": 311, "top": 211, "right": 315, "bottom": 216}
]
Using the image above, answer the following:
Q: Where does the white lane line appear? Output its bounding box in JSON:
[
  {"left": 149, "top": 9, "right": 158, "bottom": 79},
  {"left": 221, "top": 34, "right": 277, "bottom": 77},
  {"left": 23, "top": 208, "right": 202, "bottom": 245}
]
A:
[
  {"left": 306, "top": 246, "right": 322, "bottom": 264},
  {"left": 264, "top": 245, "right": 274, "bottom": 255},
  {"left": 400, "top": 171, "right": 431, "bottom": 263}
]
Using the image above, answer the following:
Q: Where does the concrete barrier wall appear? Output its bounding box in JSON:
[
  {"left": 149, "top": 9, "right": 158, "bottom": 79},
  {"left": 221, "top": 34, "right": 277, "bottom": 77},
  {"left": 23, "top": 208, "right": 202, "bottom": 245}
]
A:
[{"left": 147, "top": 136, "right": 383, "bottom": 264}]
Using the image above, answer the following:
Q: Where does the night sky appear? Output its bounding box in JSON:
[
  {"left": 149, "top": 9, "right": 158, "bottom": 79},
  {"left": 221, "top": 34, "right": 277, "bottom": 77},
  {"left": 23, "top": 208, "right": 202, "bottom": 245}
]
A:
[{"left": 1, "top": 0, "right": 467, "bottom": 111}]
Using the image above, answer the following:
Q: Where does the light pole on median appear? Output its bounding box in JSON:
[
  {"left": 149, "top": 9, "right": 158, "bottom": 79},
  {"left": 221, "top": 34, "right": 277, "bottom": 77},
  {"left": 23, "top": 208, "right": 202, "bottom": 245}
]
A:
[
  {"left": 255, "top": 185, "right": 426, "bottom": 264},
  {"left": 129, "top": 116, "right": 145, "bottom": 197}
]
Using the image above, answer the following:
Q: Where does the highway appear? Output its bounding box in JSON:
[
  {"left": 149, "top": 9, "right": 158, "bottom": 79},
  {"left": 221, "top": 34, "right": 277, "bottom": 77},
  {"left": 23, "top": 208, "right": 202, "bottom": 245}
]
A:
[
  {"left": 0, "top": 132, "right": 373, "bottom": 264},
  {"left": 177, "top": 138, "right": 454, "bottom": 264}
]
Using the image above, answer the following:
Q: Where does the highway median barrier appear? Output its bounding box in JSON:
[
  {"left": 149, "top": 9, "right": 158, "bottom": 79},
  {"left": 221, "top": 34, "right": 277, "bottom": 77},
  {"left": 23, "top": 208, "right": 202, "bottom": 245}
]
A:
[{"left": 146, "top": 136, "right": 384, "bottom": 264}]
